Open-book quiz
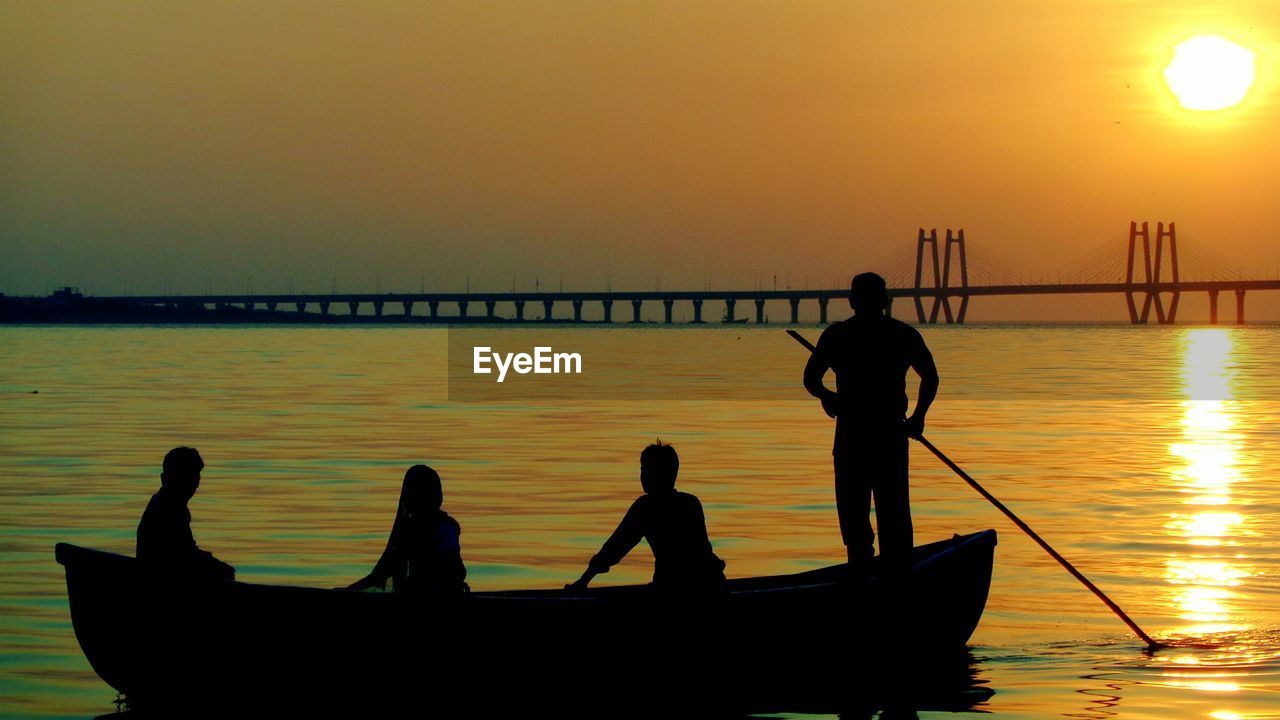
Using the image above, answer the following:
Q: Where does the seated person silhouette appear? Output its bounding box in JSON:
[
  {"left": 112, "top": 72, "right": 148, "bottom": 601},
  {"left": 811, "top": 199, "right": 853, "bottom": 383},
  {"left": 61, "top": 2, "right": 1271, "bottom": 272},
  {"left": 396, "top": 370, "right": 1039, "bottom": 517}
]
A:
[
  {"left": 567, "top": 442, "right": 726, "bottom": 595},
  {"left": 136, "top": 446, "right": 235, "bottom": 581},
  {"left": 345, "top": 465, "right": 468, "bottom": 595}
]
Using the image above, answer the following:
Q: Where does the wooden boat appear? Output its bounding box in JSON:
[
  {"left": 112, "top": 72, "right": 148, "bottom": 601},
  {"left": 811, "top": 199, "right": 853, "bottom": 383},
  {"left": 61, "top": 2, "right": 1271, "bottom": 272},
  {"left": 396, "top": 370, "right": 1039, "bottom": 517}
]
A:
[{"left": 57, "top": 529, "right": 996, "bottom": 714}]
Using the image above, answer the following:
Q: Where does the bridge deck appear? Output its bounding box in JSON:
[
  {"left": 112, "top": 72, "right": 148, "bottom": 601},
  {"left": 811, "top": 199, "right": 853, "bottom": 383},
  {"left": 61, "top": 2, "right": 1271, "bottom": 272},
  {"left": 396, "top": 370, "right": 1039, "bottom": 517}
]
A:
[{"left": 96, "top": 280, "right": 1280, "bottom": 305}]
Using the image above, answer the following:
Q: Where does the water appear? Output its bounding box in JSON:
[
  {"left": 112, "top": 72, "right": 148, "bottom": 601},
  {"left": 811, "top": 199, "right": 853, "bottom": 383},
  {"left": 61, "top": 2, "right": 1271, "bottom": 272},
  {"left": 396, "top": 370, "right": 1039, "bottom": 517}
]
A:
[{"left": 1, "top": 324, "right": 1278, "bottom": 718}]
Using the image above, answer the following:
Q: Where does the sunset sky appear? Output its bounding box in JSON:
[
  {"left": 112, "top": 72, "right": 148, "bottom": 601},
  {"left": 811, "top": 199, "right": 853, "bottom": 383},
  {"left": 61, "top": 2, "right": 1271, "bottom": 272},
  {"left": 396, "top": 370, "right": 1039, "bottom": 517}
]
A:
[{"left": 3, "top": 2, "right": 1279, "bottom": 318}]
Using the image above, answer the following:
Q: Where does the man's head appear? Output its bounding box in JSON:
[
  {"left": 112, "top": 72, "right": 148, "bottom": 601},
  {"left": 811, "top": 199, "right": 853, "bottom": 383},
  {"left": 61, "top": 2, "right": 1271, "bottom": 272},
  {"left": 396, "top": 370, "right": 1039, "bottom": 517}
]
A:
[
  {"left": 640, "top": 441, "right": 680, "bottom": 494},
  {"left": 849, "top": 272, "right": 889, "bottom": 316},
  {"left": 161, "top": 447, "right": 204, "bottom": 500}
]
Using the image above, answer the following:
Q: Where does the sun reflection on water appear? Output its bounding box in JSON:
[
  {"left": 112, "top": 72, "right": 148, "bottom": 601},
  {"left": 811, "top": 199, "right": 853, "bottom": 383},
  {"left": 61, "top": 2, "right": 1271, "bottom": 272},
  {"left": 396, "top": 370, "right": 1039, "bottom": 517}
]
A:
[{"left": 1160, "top": 328, "right": 1254, "bottom": 696}]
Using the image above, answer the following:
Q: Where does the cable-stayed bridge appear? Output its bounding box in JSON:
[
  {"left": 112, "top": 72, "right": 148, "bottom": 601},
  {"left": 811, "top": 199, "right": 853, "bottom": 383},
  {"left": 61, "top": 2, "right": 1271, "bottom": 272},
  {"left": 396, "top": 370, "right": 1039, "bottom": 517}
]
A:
[
  {"left": 81, "top": 222, "right": 1275, "bottom": 325},
  {"left": 863, "top": 221, "right": 1266, "bottom": 325}
]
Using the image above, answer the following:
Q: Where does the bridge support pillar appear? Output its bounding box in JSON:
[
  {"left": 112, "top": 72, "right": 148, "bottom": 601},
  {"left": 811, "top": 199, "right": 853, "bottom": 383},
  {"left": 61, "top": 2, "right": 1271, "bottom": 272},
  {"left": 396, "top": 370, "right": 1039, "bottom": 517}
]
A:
[
  {"left": 1208, "top": 290, "right": 1219, "bottom": 324},
  {"left": 631, "top": 300, "right": 643, "bottom": 323},
  {"left": 348, "top": 302, "right": 359, "bottom": 316},
  {"left": 373, "top": 301, "right": 384, "bottom": 317},
  {"left": 692, "top": 299, "right": 703, "bottom": 323},
  {"left": 542, "top": 300, "right": 554, "bottom": 320},
  {"left": 266, "top": 302, "right": 277, "bottom": 313},
  {"left": 663, "top": 299, "right": 674, "bottom": 324},
  {"left": 818, "top": 298, "right": 828, "bottom": 324},
  {"left": 789, "top": 297, "right": 801, "bottom": 324},
  {"left": 602, "top": 300, "right": 613, "bottom": 323},
  {"left": 755, "top": 298, "right": 766, "bottom": 323},
  {"left": 940, "top": 228, "right": 968, "bottom": 324},
  {"left": 514, "top": 301, "right": 525, "bottom": 321},
  {"left": 458, "top": 301, "right": 469, "bottom": 319},
  {"left": 1126, "top": 298, "right": 1141, "bottom": 324},
  {"left": 1125, "top": 220, "right": 1183, "bottom": 324},
  {"left": 572, "top": 300, "right": 584, "bottom": 322},
  {"left": 402, "top": 301, "right": 413, "bottom": 317},
  {"left": 724, "top": 299, "right": 736, "bottom": 323},
  {"left": 485, "top": 300, "right": 496, "bottom": 319},
  {"left": 886, "top": 297, "right": 894, "bottom": 318},
  {"left": 429, "top": 301, "right": 439, "bottom": 318},
  {"left": 245, "top": 302, "right": 255, "bottom": 312},
  {"left": 1126, "top": 221, "right": 1149, "bottom": 325},
  {"left": 915, "top": 228, "right": 943, "bottom": 324},
  {"left": 1156, "top": 222, "right": 1179, "bottom": 324},
  {"left": 319, "top": 302, "right": 330, "bottom": 316},
  {"left": 295, "top": 302, "right": 307, "bottom": 314},
  {"left": 1236, "top": 290, "right": 1246, "bottom": 325}
]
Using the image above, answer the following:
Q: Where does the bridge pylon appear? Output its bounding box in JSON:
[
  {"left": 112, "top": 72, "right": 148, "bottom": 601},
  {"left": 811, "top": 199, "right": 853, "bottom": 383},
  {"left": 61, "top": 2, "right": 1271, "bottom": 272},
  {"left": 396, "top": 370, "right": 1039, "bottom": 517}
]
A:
[
  {"left": 943, "top": 228, "right": 970, "bottom": 324},
  {"left": 1153, "top": 222, "right": 1179, "bottom": 323},
  {"left": 1125, "top": 221, "right": 1179, "bottom": 324},
  {"left": 914, "top": 228, "right": 944, "bottom": 324},
  {"left": 1125, "top": 221, "right": 1152, "bottom": 324}
]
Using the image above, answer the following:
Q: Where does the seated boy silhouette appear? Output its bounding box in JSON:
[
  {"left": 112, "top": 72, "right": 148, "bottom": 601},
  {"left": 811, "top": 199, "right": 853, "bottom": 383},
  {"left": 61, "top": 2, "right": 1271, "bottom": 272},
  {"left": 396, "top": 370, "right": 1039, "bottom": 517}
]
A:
[
  {"left": 568, "top": 442, "right": 725, "bottom": 594},
  {"left": 137, "top": 447, "right": 235, "bottom": 581}
]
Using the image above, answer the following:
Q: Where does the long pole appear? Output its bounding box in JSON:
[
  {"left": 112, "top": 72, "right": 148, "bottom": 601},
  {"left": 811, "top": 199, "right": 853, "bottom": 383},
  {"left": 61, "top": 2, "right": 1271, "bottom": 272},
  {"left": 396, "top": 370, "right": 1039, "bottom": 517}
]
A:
[{"left": 786, "top": 329, "right": 1164, "bottom": 650}]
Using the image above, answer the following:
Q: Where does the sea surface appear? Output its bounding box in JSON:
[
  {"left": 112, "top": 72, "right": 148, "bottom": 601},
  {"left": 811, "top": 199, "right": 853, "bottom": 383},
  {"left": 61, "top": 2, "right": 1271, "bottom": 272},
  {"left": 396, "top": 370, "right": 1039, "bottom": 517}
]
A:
[{"left": 1, "top": 323, "right": 1278, "bottom": 719}]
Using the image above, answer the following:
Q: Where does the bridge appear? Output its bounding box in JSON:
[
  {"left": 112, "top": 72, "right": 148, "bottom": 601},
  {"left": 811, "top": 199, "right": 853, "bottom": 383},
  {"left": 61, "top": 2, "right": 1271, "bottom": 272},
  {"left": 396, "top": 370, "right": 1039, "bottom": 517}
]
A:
[{"left": 91, "top": 222, "right": 1273, "bottom": 325}]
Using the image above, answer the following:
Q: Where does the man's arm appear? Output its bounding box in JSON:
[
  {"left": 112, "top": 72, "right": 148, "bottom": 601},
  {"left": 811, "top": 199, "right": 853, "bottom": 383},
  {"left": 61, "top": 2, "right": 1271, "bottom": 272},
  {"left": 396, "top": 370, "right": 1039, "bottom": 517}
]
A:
[
  {"left": 345, "top": 514, "right": 403, "bottom": 591},
  {"left": 189, "top": 520, "right": 235, "bottom": 581},
  {"left": 138, "top": 497, "right": 234, "bottom": 580},
  {"left": 567, "top": 501, "right": 644, "bottom": 591},
  {"left": 194, "top": 548, "right": 236, "bottom": 581},
  {"left": 803, "top": 340, "right": 840, "bottom": 419},
  {"left": 905, "top": 342, "right": 939, "bottom": 439}
]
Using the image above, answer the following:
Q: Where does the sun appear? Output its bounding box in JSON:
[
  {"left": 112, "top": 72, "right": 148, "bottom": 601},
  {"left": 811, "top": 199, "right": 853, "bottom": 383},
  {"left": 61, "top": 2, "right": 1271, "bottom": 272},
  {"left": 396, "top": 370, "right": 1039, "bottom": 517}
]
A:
[{"left": 1164, "top": 35, "right": 1257, "bottom": 111}]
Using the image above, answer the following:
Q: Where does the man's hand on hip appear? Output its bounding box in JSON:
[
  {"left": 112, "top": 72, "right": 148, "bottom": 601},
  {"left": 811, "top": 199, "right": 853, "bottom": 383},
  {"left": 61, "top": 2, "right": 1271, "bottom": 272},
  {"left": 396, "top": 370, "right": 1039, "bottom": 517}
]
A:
[{"left": 904, "top": 414, "right": 925, "bottom": 439}]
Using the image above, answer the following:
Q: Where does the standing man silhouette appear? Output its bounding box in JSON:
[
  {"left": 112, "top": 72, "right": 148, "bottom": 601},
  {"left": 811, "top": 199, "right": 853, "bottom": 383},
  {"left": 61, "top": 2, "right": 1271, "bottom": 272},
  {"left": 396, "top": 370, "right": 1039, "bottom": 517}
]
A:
[{"left": 803, "top": 273, "right": 938, "bottom": 577}]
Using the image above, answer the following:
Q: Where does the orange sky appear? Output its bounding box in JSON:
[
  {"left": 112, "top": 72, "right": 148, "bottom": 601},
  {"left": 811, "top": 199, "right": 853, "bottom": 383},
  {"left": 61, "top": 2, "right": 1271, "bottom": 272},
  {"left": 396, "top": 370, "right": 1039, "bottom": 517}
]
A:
[{"left": 3, "top": 1, "right": 1279, "bottom": 319}]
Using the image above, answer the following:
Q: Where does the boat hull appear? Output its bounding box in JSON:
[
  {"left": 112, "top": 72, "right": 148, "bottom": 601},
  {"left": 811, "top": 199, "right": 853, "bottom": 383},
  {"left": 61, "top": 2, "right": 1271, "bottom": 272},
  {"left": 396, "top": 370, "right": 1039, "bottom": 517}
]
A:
[{"left": 57, "top": 530, "right": 996, "bottom": 712}]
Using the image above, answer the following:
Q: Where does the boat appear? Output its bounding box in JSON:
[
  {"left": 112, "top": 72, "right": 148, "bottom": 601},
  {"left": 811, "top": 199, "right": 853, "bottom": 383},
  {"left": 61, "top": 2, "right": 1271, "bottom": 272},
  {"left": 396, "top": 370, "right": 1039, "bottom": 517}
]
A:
[{"left": 56, "top": 529, "right": 996, "bottom": 714}]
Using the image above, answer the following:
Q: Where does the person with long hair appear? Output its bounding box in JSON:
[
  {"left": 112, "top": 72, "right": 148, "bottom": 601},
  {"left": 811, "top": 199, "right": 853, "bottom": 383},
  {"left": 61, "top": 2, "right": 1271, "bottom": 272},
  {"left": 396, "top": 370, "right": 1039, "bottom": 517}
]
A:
[{"left": 345, "top": 465, "right": 467, "bottom": 595}]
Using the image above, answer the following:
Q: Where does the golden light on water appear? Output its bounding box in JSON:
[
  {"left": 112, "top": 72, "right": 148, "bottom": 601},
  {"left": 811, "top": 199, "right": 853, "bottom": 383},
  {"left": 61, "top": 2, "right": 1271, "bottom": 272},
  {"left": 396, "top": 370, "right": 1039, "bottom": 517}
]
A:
[
  {"left": 1150, "top": 329, "right": 1260, "bottom": 717},
  {"left": 1172, "top": 586, "right": 1230, "bottom": 625},
  {"left": 1169, "top": 441, "right": 1240, "bottom": 505},
  {"left": 1167, "top": 511, "right": 1243, "bottom": 545},
  {"left": 1180, "top": 330, "right": 1235, "bottom": 401},
  {"left": 1163, "top": 35, "right": 1257, "bottom": 111},
  {"left": 1164, "top": 329, "right": 1250, "bottom": 639},
  {"left": 1166, "top": 560, "right": 1245, "bottom": 587},
  {"left": 1164, "top": 679, "right": 1242, "bottom": 693}
]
